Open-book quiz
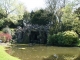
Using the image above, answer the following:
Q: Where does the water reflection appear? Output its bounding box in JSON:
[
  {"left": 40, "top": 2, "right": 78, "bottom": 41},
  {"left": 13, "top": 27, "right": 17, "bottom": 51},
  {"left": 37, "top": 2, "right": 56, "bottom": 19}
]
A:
[
  {"left": 6, "top": 44, "right": 80, "bottom": 60},
  {"left": 43, "top": 54, "right": 80, "bottom": 60}
]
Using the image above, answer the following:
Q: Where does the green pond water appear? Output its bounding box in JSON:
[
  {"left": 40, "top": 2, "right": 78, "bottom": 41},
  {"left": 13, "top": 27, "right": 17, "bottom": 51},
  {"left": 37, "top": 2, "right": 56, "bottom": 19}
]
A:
[{"left": 6, "top": 44, "right": 80, "bottom": 60}]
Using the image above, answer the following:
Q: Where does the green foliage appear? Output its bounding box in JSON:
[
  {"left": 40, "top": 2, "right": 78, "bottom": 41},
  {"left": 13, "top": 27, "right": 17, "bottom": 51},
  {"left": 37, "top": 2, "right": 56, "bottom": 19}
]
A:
[
  {"left": 61, "top": 5, "right": 73, "bottom": 31},
  {"left": 75, "top": 7, "right": 80, "bottom": 20},
  {"left": 47, "top": 1, "right": 80, "bottom": 36},
  {"left": 73, "top": 7, "right": 80, "bottom": 37},
  {"left": 72, "top": 19, "right": 80, "bottom": 37},
  {"left": 23, "top": 11, "right": 30, "bottom": 20},
  {"left": 0, "top": 18, "right": 4, "bottom": 27},
  {"left": 47, "top": 34, "right": 57, "bottom": 45},
  {"left": 2, "top": 26, "right": 11, "bottom": 34},
  {"left": 61, "top": 5, "right": 80, "bottom": 37},
  {"left": 61, "top": 4, "right": 80, "bottom": 32},
  {"left": 0, "top": 7, "right": 6, "bottom": 19},
  {"left": 0, "top": 6, "right": 6, "bottom": 27},
  {"left": 49, "top": 22, "right": 61, "bottom": 35},
  {"left": 0, "top": 0, "right": 25, "bottom": 28},
  {"left": 30, "top": 9, "right": 50, "bottom": 25},
  {"left": 59, "top": 31, "right": 79, "bottom": 46},
  {"left": 48, "top": 31, "right": 79, "bottom": 46}
]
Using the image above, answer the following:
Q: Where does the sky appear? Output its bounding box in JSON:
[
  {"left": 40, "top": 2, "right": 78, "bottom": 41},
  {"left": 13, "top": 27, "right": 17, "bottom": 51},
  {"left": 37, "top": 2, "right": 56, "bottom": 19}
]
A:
[{"left": 18, "top": 0, "right": 46, "bottom": 12}]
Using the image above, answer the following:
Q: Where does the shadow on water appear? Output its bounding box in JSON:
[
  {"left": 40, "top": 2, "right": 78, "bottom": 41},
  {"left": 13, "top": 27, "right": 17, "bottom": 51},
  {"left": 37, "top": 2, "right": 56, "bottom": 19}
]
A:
[{"left": 6, "top": 44, "right": 80, "bottom": 60}]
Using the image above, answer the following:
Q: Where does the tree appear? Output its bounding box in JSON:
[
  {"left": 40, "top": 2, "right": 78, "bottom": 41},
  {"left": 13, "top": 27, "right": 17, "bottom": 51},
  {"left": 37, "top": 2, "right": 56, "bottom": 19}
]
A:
[
  {"left": 45, "top": 0, "right": 66, "bottom": 23},
  {"left": 0, "top": 0, "right": 22, "bottom": 17},
  {"left": 45, "top": 0, "right": 80, "bottom": 34},
  {"left": 61, "top": 4, "right": 73, "bottom": 31},
  {"left": 45, "top": 0, "right": 67, "bottom": 34},
  {"left": 75, "top": 7, "right": 80, "bottom": 20},
  {"left": 61, "top": 4, "right": 80, "bottom": 34},
  {"left": 73, "top": 7, "right": 80, "bottom": 37},
  {"left": 23, "top": 11, "right": 30, "bottom": 22},
  {"left": 30, "top": 9, "right": 50, "bottom": 25},
  {"left": 0, "top": 6, "right": 6, "bottom": 27},
  {"left": 0, "top": 0, "right": 25, "bottom": 27},
  {"left": 0, "top": 6, "right": 6, "bottom": 19}
]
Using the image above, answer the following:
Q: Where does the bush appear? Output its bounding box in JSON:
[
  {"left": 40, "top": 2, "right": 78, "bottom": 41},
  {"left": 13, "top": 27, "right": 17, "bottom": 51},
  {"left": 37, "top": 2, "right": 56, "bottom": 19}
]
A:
[
  {"left": 47, "top": 34, "right": 58, "bottom": 45},
  {"left": 48, "top": 31, "right": 79, "bottom": 46},
  {"left": 0, "top": 32, "right": 12, "bottom": 43},
  {"left": 2, "top": 26, "right": 11, "bottom": 35},
  {"left": 58, "top": 31, "right": 79, "bottom": 46}
]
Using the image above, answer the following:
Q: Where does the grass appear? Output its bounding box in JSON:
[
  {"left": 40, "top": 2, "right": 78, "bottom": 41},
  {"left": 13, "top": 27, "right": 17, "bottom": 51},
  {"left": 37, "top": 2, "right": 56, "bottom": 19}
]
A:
[{"left": 0, "top": 46, "right": 20, "bottom": 60}]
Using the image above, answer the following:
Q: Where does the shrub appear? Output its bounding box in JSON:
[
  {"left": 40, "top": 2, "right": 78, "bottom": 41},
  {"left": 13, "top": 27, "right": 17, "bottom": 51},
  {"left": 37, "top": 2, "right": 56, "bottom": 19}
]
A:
[
  {"left": 0, "top": 32, "right": 12, "bottom": 42},
  {"left": 47, "top": 34, "right": 59, "bottom": 45},
  {"left": 48, "top": 31, "right": 79, "bottom": 46},
  {"left": 47, "top": 35, "right": 53, "bottom": 45},
  {"left": 2, "top": 26, "right": 11, "bottom": 35},
  {"left": 58, "top": 31, "right": 79, "bottom": 46}
]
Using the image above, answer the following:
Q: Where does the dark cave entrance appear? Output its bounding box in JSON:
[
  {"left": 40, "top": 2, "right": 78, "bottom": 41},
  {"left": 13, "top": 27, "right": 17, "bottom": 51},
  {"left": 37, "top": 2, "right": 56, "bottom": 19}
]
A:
[
  {"left": 29, "top": 31, "right": 39, "bottom": 44},
  {"left": 29, "top": 31, "right": 47, "bottom": 44}
]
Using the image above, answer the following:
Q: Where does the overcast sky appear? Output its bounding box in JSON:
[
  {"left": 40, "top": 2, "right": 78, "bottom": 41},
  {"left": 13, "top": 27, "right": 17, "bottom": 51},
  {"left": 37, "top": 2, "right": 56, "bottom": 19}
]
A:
[{"left": 18, "top": 0, "right": 46, "bottom": 12}]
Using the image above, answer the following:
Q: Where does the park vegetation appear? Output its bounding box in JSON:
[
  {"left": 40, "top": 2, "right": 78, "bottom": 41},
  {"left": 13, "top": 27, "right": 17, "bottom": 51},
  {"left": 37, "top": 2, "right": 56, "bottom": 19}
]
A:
[{"left": 0, "top": 0, "right": 80, "bottom": 46}]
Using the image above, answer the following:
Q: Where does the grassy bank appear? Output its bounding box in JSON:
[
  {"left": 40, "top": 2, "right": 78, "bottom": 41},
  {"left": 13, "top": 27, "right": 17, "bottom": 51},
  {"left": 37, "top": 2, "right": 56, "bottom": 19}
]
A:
[{"left": 0, "top": 46, "right": 20, "bottom": 60}]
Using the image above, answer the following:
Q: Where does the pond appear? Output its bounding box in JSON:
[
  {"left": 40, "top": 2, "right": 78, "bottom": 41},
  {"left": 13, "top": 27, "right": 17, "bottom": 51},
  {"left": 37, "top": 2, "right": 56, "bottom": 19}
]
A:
[{"left": 6, "top": 44, "right": 80, "bottom": 60}]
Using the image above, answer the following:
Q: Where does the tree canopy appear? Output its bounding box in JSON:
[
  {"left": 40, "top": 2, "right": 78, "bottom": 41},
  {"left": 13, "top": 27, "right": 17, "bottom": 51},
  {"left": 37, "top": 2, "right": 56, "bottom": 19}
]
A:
[
  {"left": 0, "top": 0, "right": 25, "bottom": 27},
  {"left": 30, "top": 9, "right": 51, "bottom": 25}
]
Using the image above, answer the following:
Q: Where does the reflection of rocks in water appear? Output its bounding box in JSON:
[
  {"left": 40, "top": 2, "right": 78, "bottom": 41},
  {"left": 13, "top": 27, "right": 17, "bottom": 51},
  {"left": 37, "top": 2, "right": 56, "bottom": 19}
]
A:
[
  {"left": 43, "top": 54, "right": 65, "bottom": 60},
  {"left": 43, "top": 54, "right": 79, "bottom": 60}
]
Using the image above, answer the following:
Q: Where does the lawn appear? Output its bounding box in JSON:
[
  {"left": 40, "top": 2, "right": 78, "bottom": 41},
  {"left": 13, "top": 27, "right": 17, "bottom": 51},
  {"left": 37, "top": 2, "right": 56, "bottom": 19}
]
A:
[{"left": 0, "top": 46, "right": 20, "bottom": 60}]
